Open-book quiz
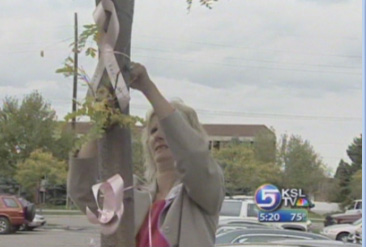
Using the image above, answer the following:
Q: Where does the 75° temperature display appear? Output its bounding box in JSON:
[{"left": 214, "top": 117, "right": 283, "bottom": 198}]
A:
[{"left": 258, "top": 209, "right": 308, "bottom": 223}]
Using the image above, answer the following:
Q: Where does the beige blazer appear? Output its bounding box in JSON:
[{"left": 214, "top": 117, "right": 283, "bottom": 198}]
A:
[{"left": 67, "top": 111, "right": 225, "bottom": 247}]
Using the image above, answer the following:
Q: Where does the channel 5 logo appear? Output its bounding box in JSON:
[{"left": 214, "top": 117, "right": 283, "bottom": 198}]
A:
[{"left": 255, "top": 184, "right": 308, "bottom": 211}]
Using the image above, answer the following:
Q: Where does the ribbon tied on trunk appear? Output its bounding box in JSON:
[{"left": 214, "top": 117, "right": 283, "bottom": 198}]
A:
[
  {"left": 87, "top": 0, "right": 130, "bottom": 111},
  {"left": 86, "top": 174, "right": 124, "bottom": 235}
]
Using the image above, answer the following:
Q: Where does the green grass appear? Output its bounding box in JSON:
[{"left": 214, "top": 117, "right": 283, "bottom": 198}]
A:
[
  {"left": 35, "top": 204, "right": 83, "bottom": 215},
  {"left": 308, "top": 211, "right": 325, "bottom": 220},
  {"left": 39, "top": 211, "right": 83, "bottom": 215}
]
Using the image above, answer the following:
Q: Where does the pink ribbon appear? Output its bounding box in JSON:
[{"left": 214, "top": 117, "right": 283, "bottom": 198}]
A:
[
  {"left": 88, "top": 0, "right": 130, "bottom": 111},
  {"left": 86, "top": 174, "right": 124, "bottom": 235}
]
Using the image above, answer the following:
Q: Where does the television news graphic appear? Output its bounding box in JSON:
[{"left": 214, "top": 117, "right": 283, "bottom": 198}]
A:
[{"left": 255, "top": 184, "right": 309, "bottom": 223}]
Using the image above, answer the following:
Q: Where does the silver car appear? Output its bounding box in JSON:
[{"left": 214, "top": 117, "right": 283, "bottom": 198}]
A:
[
  {"left": 321, "top": 218, "right": 362, "bottom": 242},
  {"left": 215, "top": 228, "right": 329, "bottom": 245}
]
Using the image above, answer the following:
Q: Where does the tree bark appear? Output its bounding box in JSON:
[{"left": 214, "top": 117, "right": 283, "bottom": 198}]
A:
[{"left": 95, "top": 0, "right": 135, "bottom": 246}]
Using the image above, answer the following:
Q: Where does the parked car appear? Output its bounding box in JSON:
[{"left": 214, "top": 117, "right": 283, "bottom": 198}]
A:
[
  {"left": 272, "top": 239, "right": 361, "bottom": 247},
  {"left": 17, "top": 197, "right": 46, "bottom": 231},
  {"left": 325, "top": 212, "right": 362, "bottom": 226},
  {"left": 321, "top": 218, "right": 362, "bottom": 242},
  {"left": 219, "top": 218, "right": 272, "bottom": 227},
  {"left": 216, "top": 223, "right": 273, "bottom": 235},
  {"left": 216, "top": 244, "right": 358, "bottom": 247},
  {"left": 0, "top": 194, "right": 26, "bottom": 234},
  {"left": 220, "top": 199, "right": 311, "bottom": 231},
  {"left": 216, "top": 242, "right": 360, "bottom": 247},
  {"left": 215, "top": 228, "right": 329, "bottom": 245},
  {"left": 215, "top": 244, "right": 338, "bottom": 247},
  {"left": 354, "top": 226, "right": 362, "bottom": 244},
  {"left": 20, "top": 214, "right": 46, "bottom": 231},
  {"left": 347, "top": 224, "right": 362, "bottom": 244},
  {"left": 345, "top": 199, "right": 362, "bottom": 215}
]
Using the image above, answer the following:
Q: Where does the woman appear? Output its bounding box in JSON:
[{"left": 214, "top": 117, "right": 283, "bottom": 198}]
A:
[{"left": 68, "top": 62, "right": 225, "bottom": 247}]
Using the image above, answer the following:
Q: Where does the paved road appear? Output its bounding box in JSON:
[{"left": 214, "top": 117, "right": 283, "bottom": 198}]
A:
[
  {"left": 1, "top": 215, "right": 324, "bottom": 247},
  {"left": 1, "top": 215, "right": 100, "bottom": 247}
]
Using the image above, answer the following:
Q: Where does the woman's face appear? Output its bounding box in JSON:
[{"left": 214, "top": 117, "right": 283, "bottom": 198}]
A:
[{"left": 148, "top": 116, "right": 174, "bottom": 165}]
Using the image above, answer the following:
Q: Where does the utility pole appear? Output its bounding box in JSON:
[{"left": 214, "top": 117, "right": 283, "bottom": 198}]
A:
[
  {"left": 67, "top": 12, "right": 79, "bottom": 210},
  {"left": 72, "top": 12, "right": 78, "bottom": 130},
  {"left": 95, "top": 1, "right": 135, "bottom": 246}
]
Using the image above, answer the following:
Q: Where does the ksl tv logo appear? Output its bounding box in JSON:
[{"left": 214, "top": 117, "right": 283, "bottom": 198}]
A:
[{"left": 254, "top": 184, "right": 311, "bottom": 211}]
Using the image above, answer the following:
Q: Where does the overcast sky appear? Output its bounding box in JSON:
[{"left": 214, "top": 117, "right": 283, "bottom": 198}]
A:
[{"left": 0, "top": 0, "right": 362, "bottom": 175}]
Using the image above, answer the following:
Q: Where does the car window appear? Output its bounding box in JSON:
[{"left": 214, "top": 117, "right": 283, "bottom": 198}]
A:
[
  {"left": 220, "top": 201, "right": 241, "bottom": 217},
  {"left": 247, "top": 203, "right": 259, "bottom": 217},
  {"left": 3, "top": 198, "right": 19, "bottom": 208},
  {"left": 17, "top": 197, "right": 28, "bottom": 207},
  {"left": 355, "top": 201, "right": 362, "bottom": 209}
]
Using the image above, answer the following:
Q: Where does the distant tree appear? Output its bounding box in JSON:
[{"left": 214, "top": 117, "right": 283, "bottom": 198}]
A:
[
  {"left": 333, "top": 160, "right": 352, "bottom": 202},
  {"left": 349, "top": 170, "right": 362, "bottom": 199},
  {"left": 0, "top": 92, "right": 73, "bottom": 177},
  {"left": 14, "top": 150, "right": 67, "bottom": 200},
  {"left": 333, "top": 135, "right": 362, "bottom": 202},
  {"left": 253, "top": 128, "right": 276, "bottom": 163},
  {"left": 278, "top": 134, "right": 327, "bottom": 197},
  {"left": 346, "top": 136, "right": 362, "bottom": 173},
  {"left": 320, "top": 177, "right": 341, "bottom": 202},
  {"left": 214, "top": 143, "right": 282, "bottom": 195}
]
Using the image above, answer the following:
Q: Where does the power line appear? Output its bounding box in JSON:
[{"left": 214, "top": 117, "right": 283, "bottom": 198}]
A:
[
  {"left": 132, "top": 54, "right": 362, "bottom": 76},
  {"left": 129, "top": 104, "right": 360, "bottom": 122},
  {"left": 195, "top": 109, "right": 361, "bottom": 122},
  {"left": 0, "top": 47, "right": 68, "bottom": 55},
  {"left": 131, "top": 46, "right": 360, "bottom": 70},
  {"left": 0, "top": 38, "right": 73, "bottom": 55},
  {"left": 50, "top": 100, "right": 360, "bottom": 122},
  {"left": 0, "top": 24, "right": 73, "bottom": 32},
  {"left": 135, "top": 34, "right": 362, "bottom": 59},
  {"left": 2, "top": 37, "right": 73, "bottom": 48},
  {"left": 225, "top": 57, "right": 360, "bottom": 70},
  {"left": 5, "top": 44, "right": 359, "bottom": 75}
]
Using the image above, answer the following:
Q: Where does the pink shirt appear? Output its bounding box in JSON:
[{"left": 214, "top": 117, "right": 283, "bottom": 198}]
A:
[{"left": 136, "top": 200, "right": 170, "bottom": 247}]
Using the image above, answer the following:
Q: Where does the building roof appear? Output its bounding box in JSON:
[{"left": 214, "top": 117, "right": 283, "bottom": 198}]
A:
[{"left": 203, "top": 124, "right": 271, "bottom": 137}]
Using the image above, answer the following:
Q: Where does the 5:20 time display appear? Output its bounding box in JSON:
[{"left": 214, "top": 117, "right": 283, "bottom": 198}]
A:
[
  {"left": 258, "top": 209, "right": 308, "bottom": 223},
  {"left": 258, "top": 212, "right": 280, "bottom": 222}
]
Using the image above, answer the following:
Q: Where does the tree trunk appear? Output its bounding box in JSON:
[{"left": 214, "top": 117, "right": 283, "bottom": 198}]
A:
[{"left": 95, "top": 0, "right": 135, "bottom": 246}]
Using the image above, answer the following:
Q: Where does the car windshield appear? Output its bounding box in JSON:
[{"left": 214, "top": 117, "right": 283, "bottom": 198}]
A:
[
  {"left": 352, "top": 218, "right": 362, "bottom": 225},
  {"left": 247, "top": 203, "right": 259, "bottom": 217},
  {"left": 3, "top": 198, "right": 19, "bottom": 208},
  {"left": 220, "top": 201, "right": 241, "bottom": 217}
]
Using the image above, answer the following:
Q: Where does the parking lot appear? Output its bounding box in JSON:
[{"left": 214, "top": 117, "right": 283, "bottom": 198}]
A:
[
  {"left": 1, "top": 215, "right": 324, "bottom": 247},
  {"left": 1, "top": 215, "right": 100, "bottom": 247}
]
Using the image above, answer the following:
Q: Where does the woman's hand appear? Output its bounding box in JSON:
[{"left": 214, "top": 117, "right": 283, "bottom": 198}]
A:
[
  {"left": 129, "top": 62, "right": 154, "bottom": 95},
  {"left": 129, "top": 61, "right": 174, "bottom": 119}
]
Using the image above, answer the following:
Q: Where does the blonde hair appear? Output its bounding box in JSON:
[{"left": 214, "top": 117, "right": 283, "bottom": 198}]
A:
[{"left": 141, "top": 100, "right": 208, "bottom": 184}]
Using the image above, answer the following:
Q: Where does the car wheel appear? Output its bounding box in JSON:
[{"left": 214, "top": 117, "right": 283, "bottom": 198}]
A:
[
  {"left": 336, "top": 232, "right": 350, "bottom": 242},
  {"left": 0, "top": 217, "right": 11, "bottom": 234}
]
